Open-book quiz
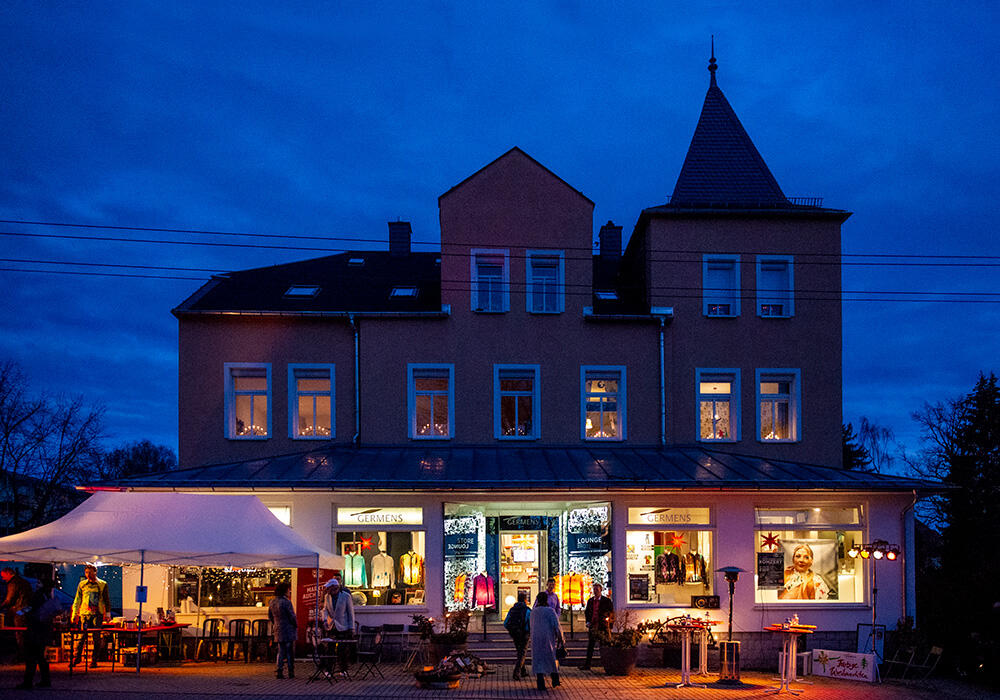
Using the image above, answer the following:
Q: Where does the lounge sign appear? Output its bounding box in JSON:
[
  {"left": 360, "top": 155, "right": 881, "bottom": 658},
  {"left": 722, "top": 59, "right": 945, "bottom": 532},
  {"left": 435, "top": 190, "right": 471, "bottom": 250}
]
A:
[
  {"left": 628, "top": 507, "right": 711, "bottom": 526},
  {"left": 337, "top": 507, "right": 423, "bottom": 526},
  {"left": 444, "top": 532, "right": 478, "bottom": 559}
]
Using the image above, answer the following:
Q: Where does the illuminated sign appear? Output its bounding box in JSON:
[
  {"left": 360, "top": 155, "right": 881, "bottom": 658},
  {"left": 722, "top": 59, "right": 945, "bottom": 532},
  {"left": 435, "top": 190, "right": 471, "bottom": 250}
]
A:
[
  {"left": 628, "top": 507, "right": 711, "bottom": 526},
  {"left": 337, "top": 507, "right": 423, "bottom": 526}
]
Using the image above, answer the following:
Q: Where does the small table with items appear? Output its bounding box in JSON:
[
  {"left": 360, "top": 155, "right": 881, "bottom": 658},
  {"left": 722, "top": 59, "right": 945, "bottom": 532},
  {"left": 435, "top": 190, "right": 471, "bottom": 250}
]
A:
[
  {"left": 765, "top": 622, "right": 816, "bottom": 695},
  {"left": 68, "top": 623, "right": 191, "bottom": 673},
  {"left": 663, "top": 618, "right": 717, "bottom": 688},
  {"left": 307, "top": 627, "right": 358, "bottom": 684}
]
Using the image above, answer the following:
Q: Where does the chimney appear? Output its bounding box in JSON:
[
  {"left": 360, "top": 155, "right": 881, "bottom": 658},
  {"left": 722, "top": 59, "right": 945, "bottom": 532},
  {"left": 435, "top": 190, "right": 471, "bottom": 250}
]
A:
[
  {"left": 598, "top": 221, "right": 622, "bottom": 259},
  {"left": 388, "top": 221, "right": 411, "bottom": 257}
]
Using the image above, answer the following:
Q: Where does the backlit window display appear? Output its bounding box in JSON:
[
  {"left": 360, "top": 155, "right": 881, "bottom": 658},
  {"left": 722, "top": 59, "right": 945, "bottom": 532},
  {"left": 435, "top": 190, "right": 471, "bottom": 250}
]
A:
[
  {"left": 754, "top": 507, "right": 863, "bottom": 603},
  {"left": 625, "top": 507, "right": 713, "bottom": 605},
  {"left": 332, "top": 529, "right": 426, "bottom": 607}
]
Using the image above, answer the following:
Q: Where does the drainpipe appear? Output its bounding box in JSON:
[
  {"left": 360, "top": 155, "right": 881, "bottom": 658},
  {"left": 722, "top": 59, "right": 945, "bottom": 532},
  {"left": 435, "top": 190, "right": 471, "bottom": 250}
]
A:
[
  {"left": 658, "top": 316, "right": 666, "bottom": 446},
  {"left": 350, "top": 313, "right": 360, "bottom": 445},
  {"left": 901, "top": 489, "right": 918, "bottom": 625}
]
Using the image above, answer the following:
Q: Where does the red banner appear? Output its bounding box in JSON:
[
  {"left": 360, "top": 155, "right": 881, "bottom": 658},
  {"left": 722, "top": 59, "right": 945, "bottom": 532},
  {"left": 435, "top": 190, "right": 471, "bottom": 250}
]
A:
[{"left": 295, "top": 567, "right": 340, "bottom": 644}]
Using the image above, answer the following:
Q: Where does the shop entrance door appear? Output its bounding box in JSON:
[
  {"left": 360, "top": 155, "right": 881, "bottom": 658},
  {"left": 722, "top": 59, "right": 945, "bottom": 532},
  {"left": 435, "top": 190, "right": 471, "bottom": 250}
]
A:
[{"left": 499, "top": 531, "right": 542, "bottom": 617}]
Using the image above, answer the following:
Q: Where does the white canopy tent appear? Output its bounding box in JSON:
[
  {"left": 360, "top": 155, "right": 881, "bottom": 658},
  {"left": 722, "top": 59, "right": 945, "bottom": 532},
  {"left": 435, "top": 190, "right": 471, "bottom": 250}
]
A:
[{"left": 0, "top": 491, "right": 343, "bottom": 671}]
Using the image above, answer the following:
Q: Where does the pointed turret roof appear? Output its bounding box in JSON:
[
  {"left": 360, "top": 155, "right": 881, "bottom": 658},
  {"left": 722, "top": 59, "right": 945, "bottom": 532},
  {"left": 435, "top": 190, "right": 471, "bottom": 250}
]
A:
[{"left": 670, "top": 46, "right": 787, "bottom": 207}]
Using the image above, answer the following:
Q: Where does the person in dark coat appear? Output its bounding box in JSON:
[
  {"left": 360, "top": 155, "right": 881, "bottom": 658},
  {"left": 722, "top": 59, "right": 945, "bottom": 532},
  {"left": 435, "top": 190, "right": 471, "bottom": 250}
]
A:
[
  {"left": 268, "top": 581, "right": 297, "bottom": 679},
  {"left": 503, "top": 591, "right": 531, "bottom": 679},
  {"left": 0, "top": 567, "right": 32, "bottom": 627},
  {"left": 15, "top": 576, "right": 57, "bottom": 690},
  {"left": 529, "top": 591, "right": 564, "bottom": 691},
  {"left": 580, "top": 582, "right": 613, "bottom": 671}
]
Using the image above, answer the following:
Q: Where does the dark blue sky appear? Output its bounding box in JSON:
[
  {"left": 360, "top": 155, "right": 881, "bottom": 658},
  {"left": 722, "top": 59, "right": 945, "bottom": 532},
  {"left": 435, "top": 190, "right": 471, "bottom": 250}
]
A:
[{"left": 1, "top": 2, "right": 997, "bottom": 461}]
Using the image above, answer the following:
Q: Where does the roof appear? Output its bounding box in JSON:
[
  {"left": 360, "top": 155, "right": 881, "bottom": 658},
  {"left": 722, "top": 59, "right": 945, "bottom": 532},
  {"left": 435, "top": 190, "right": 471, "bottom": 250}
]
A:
[
  {"left": 438, "top": 147, "right": 594, "bottom": 205},
  {"left": 92, "top": 445, "right": 944, "bottom": 494},
  {"left": 173, "top": 251, "right": 443, "bottom": 315}
]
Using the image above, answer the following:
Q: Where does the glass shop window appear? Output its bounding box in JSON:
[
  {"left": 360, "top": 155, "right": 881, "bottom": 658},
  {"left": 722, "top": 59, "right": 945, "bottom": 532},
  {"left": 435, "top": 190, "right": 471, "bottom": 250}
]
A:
[
  {"left": 625, "top": 507, "right": 713, "bottom": 605},
  {"left": 754, "top": 507, "right": 864, "bottom": 604},
  {"left": 333, "top": 530, "right": 426, "bottom": 606},
  {"left": 169, "top": 566, "right": 291, "bottom": 608}
]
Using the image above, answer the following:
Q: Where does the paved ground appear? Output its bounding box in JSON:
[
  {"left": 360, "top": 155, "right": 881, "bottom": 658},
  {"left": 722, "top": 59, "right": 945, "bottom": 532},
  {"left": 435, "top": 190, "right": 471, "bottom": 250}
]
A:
[{"left": 1, "top": 661, "right": 997, "bottom": 700}]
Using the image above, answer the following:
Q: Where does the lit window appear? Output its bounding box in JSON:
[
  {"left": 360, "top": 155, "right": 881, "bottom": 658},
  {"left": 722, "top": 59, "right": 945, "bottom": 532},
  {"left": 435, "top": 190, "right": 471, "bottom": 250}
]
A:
[
  {"left": 409, "top": 364, "right": 454, "bottom": 439},
  {"left": 697, "top": 369, "right": 739, "bottom": 441},
  {"left": 225, "top": 363, "right": 271, "bottom": 438},
  {"left": 757, "top": 256, "right": 794, "bottom": 317},
  {"left": 284, "top": 285, "right": 320, "bottom": 297},
  {"left": 470, "top": 249, "right": 509, "bottom": 312},
  {"left": 757, "top": 369, "right": 801, "bottom": 442},
  {"left": 526, "top": 251, "right": 564, "bottom": 313},
  {"left": 582, "top": 366, "right": 626, "bottom": 440},
  {"left": 288, "top": 364, "right": 334, "bottom": 439},
  {"left": 348, "top": 257, "right": 365, "bottom": 266},
  {"left": 595, "top": 290, "right": 618, "bottom": 301},
  {"left": 267, "top": 506, "right": 291, "bottom": 526},
  {"left": 703, "top": 255, "right": 740, "bottom": 317},
  {"left": 390, "top": 286, "right": 418, "bottom": 298},
  {"left": 495, "top": 365, "right": 540, "bottom": 439}
]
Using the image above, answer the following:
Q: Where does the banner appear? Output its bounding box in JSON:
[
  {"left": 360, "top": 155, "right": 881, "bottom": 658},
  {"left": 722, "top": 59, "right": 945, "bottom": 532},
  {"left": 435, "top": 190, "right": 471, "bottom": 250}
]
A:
[
  {"left": 568, "top": 531, "right": 610, "bottom": 555},
  {"left": 444, "top": 532, "right": 478, "bottom": 559},
  {"left": 812, "top": 649, "right": 876, "bottom": 682},
  {"left": 295, "top": 567, "right": 339, "bottom": 644},
  {"left": 757, "top": 552, "right": 784, "bottom": 589}
]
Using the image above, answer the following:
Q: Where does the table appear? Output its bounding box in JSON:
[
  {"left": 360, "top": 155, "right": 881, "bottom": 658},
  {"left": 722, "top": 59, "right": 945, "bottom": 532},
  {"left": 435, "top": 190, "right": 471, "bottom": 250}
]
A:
[
  {"left": 68, "top": 623, "right": 191, "bottom": 674},
  {"left": 765, "top": 624, "right": 816, "bottom": 695},
  {"left": 663, "top": 623, "right": 713, "bottom": 688},
  {"left": 307, "top": 633, "right": 358, "bottom": 684}
]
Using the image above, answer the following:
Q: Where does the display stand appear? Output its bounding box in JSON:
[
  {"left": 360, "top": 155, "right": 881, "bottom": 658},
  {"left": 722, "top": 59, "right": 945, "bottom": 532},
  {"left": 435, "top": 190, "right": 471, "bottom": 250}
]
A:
[{"left": 765, "top": 623, "right": 815, "bottom": 695}]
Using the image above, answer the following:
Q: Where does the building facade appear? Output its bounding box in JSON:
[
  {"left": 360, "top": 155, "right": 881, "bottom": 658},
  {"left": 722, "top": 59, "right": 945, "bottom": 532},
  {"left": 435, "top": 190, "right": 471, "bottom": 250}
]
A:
[{"left": 104, "top": 57, "right": 934, "bottom": 662}]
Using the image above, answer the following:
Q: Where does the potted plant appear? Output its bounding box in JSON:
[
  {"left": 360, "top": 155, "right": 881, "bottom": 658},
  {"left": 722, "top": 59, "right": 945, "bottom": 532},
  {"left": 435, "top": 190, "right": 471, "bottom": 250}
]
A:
[
  {"left": 597, "top": 609, "right": 647, "bottom": 676},
  {"left": 412, "top": 610, "right": 470, "bottom": 664}
]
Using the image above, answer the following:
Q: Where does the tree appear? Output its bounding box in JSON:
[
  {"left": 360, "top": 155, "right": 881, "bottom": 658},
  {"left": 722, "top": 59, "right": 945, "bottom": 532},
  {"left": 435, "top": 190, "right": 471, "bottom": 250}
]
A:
[
  {"left": 857, "top": 416, "right": 897, "bottom": 474},
  {"left": 842, "top": 423, "right": 871, "bottom": 470},
  {"left": 910, "top": 372, "right": 1000, "bottom": 636},
  {"left": 98, "top": 439, "right": 177, "bottom": 480},
  {"left": 0, "top": 360, "right": 104, "bottom": 531}
]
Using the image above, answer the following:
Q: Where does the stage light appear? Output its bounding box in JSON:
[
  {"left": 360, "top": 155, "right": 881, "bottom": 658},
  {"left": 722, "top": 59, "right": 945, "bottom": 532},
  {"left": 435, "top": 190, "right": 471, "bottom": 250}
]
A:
[
  {"left": 848, "top": 546, "right": 859, "bottom": 558},
  {"left": 860, "top": 548, "right": 870, "bottom": 559},
  {"left": 873, "top": 549, "right": 883, "bottom": 559},
  {"left": 886, "top": 550, "right": 897, "bottom": 561}
]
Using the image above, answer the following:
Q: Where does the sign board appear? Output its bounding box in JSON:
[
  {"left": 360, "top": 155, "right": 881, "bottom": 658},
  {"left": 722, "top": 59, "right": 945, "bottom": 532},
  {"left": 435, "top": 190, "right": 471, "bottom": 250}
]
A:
[
  {"left": 856, "top": 623, "right": 885, "bottom": 659},
  {"left": 295, "top": 567, "right": 339, "bottom": 644},
  {"left": 628, "top": 507, "right": 711, "bottom": 526},
  {"left": 568, "top": 531, "right": 610, "bottom": 555},
  {"left": 498, "top": 515, "right": 549, "bottom": 531},
  {"left": 628, "top": 574, "right": 650, "bottom": 601},
  {"left": 812, "top": 649, "right": 876, "bottom": 682},
  {"left": 757, "top": 552, "right": 785, "bottom": 589},
  {"left": 135, "top": 585, "right": 147, "bottom": 603},
  {"left": 444, "top": 532, "right": 478, "bottom": 559},
  {"left": 337, "top": 507, "right": 423, "bottom": 526}
]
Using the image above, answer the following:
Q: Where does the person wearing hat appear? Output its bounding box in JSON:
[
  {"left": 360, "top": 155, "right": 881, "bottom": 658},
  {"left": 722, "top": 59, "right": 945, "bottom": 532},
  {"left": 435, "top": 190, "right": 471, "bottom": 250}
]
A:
[{"left": 321, "top": 578, "right": 355, "bottom": 676}]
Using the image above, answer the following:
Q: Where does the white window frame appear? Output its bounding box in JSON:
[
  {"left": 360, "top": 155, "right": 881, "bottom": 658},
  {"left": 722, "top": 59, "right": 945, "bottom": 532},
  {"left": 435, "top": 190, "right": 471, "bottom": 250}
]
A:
[
  {"left": 703, "top": 254, "right": 740, "bottom": 317},
  {"left": 696, "top": 368, "right": 740, "bottom": 442},
  {"left": 756, "top": 255, "right": 794, "bottom": 318},
  {"left": 288, "top": 364, "right": 335, "bottom": 440},
  {"left": 265, "top": 504, "right": 292, "bottom": 527},
  {"left": 526, "top": 250, "right": 564, "bottom": 314},
  {"left": 494, "top": 364, "right": 541, "bottom": 440},
  {"left": 580, "top": 365, "right": 627, "bottom": 441},
  {"left": 755, "top": 368, "right": 801, "bottom": 443},
  {"left": 408, "top": 363, "right": 455, "bottom": 440},
  {"left": 224, "top": 362, "right": 271, "bottom": 440},
  {"left": 470, "top": 248, "right": 509, "bottom": 313}
]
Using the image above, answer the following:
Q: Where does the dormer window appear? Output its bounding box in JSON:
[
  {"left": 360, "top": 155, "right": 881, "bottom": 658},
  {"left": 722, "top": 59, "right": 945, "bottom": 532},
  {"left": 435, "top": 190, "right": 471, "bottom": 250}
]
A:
[
  {"left": 284, "top": 285, "right": 320, "bottom": 298},
  {"left": 348, "top": 257, "right": 365, "bottom": 266},
  {"left": 390, "top": 286, "right": 418, "bottom": 298},
  {"left": 595, "top": 290, "right": 618, "bottom": 302}
]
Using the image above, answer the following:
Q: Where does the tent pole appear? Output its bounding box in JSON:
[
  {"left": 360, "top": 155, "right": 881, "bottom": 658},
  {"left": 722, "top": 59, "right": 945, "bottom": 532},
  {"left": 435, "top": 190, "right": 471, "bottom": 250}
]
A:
[
  {"left": 195, "top": 568, "right": 203, "bottom": 658},
  {"left": 315, "top": 554, "right": 320, "bottom": 637},
  {"left": 136, "top": 550, "right": 145, "bottom": 673}
]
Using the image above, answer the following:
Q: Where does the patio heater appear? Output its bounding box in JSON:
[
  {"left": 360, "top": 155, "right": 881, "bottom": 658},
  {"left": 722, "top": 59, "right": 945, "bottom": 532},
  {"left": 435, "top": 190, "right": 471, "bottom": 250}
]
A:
[
  {"left": 715, "top": 566, "right": 747, "bottom": 686},
  {"left": 848, "top": 539, "right": 899, "bottom": 682},
  {"left": 472, "top": 572, "right": 495, "bottom": 641}
]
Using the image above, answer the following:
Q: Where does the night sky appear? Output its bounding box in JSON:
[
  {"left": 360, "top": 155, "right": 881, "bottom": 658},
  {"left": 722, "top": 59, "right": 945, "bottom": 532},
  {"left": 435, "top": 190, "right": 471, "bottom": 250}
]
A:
[{"left": 2, "top": 3, "right": 997, "bottom": 463}]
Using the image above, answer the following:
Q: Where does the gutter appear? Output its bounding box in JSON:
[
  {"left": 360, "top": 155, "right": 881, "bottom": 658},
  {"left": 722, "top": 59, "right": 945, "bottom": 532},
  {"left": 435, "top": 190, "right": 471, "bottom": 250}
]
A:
[
  {"left": 901, "top": 489, "right": 918, "bottom": 625},
  {"left": 172, "top": 307, "right": 451, "bottom": 319}
]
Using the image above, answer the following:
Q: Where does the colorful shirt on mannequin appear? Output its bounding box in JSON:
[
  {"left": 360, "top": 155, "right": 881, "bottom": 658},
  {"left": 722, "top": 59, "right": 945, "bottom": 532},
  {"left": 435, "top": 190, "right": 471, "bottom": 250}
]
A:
[
  {"left": 344, "top": 552, "right": 367, "bottom": 587},
  {"left": 472, "top": 572, "right": 495, "bottom": 606},
  {"left": 400, "top": 551, "right": 423, "bottom": 586},
  {"left": 454, "top": 573, "right": 467, "bottom": 603},
  {"left": 370, "top": 552, "right": 395, "bottom": 587}
]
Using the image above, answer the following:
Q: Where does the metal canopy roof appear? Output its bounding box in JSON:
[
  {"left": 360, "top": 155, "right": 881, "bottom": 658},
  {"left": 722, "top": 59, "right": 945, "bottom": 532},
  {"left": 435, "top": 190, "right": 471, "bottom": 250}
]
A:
[{"left": 91, "top": 445, "right": 941, "bottom": 493}]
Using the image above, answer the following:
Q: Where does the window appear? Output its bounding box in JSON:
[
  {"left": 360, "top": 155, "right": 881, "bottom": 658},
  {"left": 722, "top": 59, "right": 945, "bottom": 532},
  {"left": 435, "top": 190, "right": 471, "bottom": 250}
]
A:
[
  {"left": 266, "top": 505, "right": 291, "bottom": 526},
  {"left": 284, "top": 285, "right": 320, "bottom": 297},
  {"left": 581, "top": 366, "right": 626, "bottom": 440},
  {"left": 390, "top": 286, "right": 418, "bottom": 298},
  {"left": 471, "top": 249, "right": 509, "bottom": 312},
  {"left": 288, "top": 364, "right": 334, "bottom": 439},
  {"left": 756, "top": 369, "right": 801, "bottom": 442},
  {"left": 703, "top": 255, "right": 740, "bottom": 317},
  {"left": 526, "top": 250, "right": 564, "bottom": 313},
  {"left": 625, "top": 507, "right": 713, "bottom": 605},
  {"left": 408, "top": 364, "right": 455, "bottom": 439},
  {"left": 594, "top": 290, "right": 618, "bottom": 301},
  {"left": 697, "top": 369, "right": 739, "bottom": 441},
  {"left": 757, "top": 256, "right": 794, "bottom": 317},
  {"left": 335, "top": 506, "right": 425, "bottom": 607},
  {"left": 224, "top": 363, "right": 271, "bottom": 438},
  {"left": 494, "top": 365, "right": 540, "bottom": 439},
  {"left": 754, "top": 506, "right": 864, "bottom": 604},
  {"left": 170, "top": 566, "right": 290, "bottom": 608}
]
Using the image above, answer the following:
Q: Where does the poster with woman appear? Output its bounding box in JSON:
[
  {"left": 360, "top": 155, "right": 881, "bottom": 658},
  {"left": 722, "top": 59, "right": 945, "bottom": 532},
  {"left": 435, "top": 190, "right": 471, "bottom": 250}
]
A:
[{"left": 778, "top": 539, "right": 838, "bottom": 600}]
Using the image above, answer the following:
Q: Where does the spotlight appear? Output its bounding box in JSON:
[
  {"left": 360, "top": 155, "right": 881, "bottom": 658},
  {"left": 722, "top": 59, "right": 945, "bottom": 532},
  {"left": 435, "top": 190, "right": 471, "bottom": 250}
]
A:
[
  {"left": 886, "top": 550, "right": 897, "bottom": 561},
  {"left": 873, "top": 549, "right": 884, "bottom": 560},
  {"left": 860, "top": 548, "right": 870, "bottom": 559},
  {"left": 848, "top": 546, "right": 859, "bottom": 558}
]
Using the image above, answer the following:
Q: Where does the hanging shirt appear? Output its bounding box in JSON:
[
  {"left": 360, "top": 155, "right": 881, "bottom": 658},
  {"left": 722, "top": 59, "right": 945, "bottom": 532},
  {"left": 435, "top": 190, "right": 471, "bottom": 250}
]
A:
[
  {"left": 454, "top": 573, "right": 467, "bottom": 603},
  {"left": 370, "top": 552, "right": 395, "bottom": 588},
  {"left": 400, "top": 551, "right": 423, "bottom": 586},
  {"left": 472, "top": 573, "right": 495, "bottom": 607},
  {"left": 343, "top": 552, "right": 367, "bottom": 588}
]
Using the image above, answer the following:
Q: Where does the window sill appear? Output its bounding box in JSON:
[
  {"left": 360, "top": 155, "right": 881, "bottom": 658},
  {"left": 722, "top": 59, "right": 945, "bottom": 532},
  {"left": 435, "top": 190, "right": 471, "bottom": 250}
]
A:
[
  {"left": 410, "top": 436, "right": 454, "bottom": 441},
  {"left": 472, "top": 309, "right": 508, "bottom": 314},
  {"left": 624, "top": 602, "right": 712, "bottom": 609},
  {"left": 704, "top": 313, "right": 740, "bottom": 319},
  {"left": 292, "top": 435, "right": 335, "bottom": 441},
  {"left": 497, "top": 436, "right": 540, "bottom": 441},
  {"left": 752, "top": 603, "right": 868, "bottom": 610},
  {"left": 227, "top": 435, "right": 270, "bottom": 441},
  {"left": 583, "top": 437, "right": 626, "bottom": 442},
  {"left": 698, "top": 438, "right": 738, "bottom": 444},
  {"left": 758, "top": 438, "right": 800, "bottom": 444},
  {"left": 527, "top": 309, "right": 563, "bottom": 315},
  {"left": 758, "top": 314, "right": 794, "bottom": 319}
]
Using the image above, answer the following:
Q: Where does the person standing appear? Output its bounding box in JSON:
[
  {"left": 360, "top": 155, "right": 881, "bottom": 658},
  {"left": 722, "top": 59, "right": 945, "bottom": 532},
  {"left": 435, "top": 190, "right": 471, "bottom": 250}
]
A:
[
  {"left": 0, "top": 567, "right": 32, "bottom": 627},
  {"left": 530, "top": 591, "right": 564, "bottom": 691},
  {"left": 545, "top": 578, "right": 561, "bottom": 618},
  {"left": 580, "top": 582, "right": 613, "bottom": 671},
  {"left": 15, "top": 576, "right": 57, "bottom": 690},
  {"left": 321, "top": 578, "right": 355, "bottom": 676},
  {"left": 70, "top": 564, "right": 111, "bottom": 668},
  {"left": 503, "top": 591, "right": 531, "bottom": 680},
  {"left": 268, "top": 581, "right": 297, "bottom": 679}
]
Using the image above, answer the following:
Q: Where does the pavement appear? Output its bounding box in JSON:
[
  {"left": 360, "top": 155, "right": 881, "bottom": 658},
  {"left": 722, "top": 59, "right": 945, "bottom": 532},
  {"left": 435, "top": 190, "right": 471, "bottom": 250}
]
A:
[{"left": 1, "top": 660, "right": 997, "bottom": 700}]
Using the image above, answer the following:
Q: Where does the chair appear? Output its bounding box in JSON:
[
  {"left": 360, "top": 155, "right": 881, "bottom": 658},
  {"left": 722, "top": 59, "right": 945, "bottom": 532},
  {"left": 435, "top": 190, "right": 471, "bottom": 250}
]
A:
[
  {"left": 355, "top": 626, "right": 384, "bottom": 679},
  {"left": 226, "top": 618, "right": 251, "bottom": 662},
  {"left": 907, "top": 646, "right": 943, "bottom": 679},
  {"left": 196, "top": 618, "right": 227, "bottom": 661},
  {"left": 404, "top": 624, "right": 429, "bottom": 670},
  {"left": 882, "top": 645, "right": 916, "bottom": 679},
  {"left": 249, "top": 618, "right": 273, "bottom": 662},
  {"left": 381, "top": 623, "right": 405, "bottom": 661},
  {"left": 306, "top": 626, "right": 339, "bottom": 685}
]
